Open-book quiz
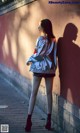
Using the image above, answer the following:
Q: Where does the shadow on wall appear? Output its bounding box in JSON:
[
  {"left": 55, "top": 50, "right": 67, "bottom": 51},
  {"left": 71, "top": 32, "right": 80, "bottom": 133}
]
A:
[
  {"left": 0, "top": 4, "right": 32, "bottom": 73},
  {"left": 0, "top": 13, "right": 18, "bottom": 71},
  {"left": 57, "top": 23, "right": 80, "bottom": 107}
]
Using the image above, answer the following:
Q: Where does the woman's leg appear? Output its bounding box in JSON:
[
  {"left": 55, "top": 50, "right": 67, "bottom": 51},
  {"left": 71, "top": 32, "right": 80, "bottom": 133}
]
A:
[
  {"left": 28, "top": 75, "right": 42, "bottom": 115},
  {"left": 45, "top": 77, "right": 54, "bottom": 130},
  {"left": 25, "top": 75, "right": 42, "bottom": 132},
  {"left": 45, "top": 77, "right": 53, "bottom": 114}
]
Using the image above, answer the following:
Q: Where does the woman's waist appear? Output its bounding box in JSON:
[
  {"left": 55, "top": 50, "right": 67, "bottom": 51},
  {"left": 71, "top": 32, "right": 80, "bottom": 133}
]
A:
[{"left": 30, "top": 66, "right": 55, "bottom": 73}]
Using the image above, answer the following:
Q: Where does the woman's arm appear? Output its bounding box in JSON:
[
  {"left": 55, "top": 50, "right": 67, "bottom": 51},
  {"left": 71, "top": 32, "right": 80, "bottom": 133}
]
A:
[
  {"left": 34, "top": 36, "right": 47, "bottom": 56},
  {"left": 26, "top": 36, "right": 46, "bottom": 65}
]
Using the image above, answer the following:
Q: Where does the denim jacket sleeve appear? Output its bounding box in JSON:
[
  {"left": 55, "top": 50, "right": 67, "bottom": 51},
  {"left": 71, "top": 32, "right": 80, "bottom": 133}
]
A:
[
  {"left": 26, "top": 36, "right": 47, "bottom": 64},
  {"left": 35, "top": 36, "right": 47, "bottom": 56}
]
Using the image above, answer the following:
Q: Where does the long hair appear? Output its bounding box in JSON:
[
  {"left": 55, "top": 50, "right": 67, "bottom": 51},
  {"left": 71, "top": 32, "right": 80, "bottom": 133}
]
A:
[{"left": 40, "top": 19, "right": 55, "bottom": 44}]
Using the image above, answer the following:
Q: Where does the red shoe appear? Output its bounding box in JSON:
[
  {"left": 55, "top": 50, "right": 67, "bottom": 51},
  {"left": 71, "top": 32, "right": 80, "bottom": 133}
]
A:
[
  {"left": 25, "top": 115, "right": 32, "bottom": 132},
  {"left": 45, "top": 120, "right": 51, "bottom": 130},
  {"left": 25, "top": 120, "right": 32, "bottom": 132},
  {"left": 45, "top": 114, "right": 51, "bottom": 130}
]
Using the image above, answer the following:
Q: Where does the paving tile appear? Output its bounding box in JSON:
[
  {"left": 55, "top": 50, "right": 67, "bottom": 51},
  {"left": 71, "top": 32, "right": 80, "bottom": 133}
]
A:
[{"left": 0, "top": 74, "right": 56, "bottom": 133}]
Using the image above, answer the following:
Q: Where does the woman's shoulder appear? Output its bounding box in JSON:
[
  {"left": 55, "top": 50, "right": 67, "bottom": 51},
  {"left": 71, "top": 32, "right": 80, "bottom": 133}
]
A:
[
  {"left": 37, "top": 36, "right": 45, "bottom": 41},
  {"left": 36, "top": 36, "right": 47, "bottom": 46},
  {"left": 51, "top": 37, "right": 56, "bottom": 43}
]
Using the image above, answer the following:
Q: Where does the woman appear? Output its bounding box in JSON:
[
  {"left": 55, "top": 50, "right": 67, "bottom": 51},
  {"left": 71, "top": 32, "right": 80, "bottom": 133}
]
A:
[{"left": 25, "top": 19, "right": 57, "bottom": 132}]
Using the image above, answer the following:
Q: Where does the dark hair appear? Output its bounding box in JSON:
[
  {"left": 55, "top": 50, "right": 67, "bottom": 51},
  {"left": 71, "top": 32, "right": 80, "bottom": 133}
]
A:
[{"left": 40, "top": 19, "right": 55, "bottom": 44}]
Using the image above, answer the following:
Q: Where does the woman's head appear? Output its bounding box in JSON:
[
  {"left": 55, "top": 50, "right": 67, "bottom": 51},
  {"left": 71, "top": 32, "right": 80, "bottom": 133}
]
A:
[{"left": 38, "top": 19, "right": 55, "bottom": 44}]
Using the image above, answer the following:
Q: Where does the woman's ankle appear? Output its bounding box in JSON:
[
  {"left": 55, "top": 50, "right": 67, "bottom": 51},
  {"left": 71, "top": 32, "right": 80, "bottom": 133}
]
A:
[
  {"left": 47, "top": 113, "right": 51, "bottom": 121},
  {"left": 27, "top": 114, "right": 32, "bottom": 118}
]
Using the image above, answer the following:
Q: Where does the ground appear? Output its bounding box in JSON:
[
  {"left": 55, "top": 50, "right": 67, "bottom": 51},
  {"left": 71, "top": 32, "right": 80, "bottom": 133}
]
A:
[{"left": 0, "top": 72, "right": 56, "bottom": 133}]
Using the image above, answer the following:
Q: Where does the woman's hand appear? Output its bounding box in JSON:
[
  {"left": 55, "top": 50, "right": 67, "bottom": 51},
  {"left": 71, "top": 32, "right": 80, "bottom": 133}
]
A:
[{"left": 26, "top": 62, "right": 32, "bottom": 66}]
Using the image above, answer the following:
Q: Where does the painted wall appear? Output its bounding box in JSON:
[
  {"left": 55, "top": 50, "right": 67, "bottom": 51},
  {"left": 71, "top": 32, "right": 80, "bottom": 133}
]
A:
[{"left": 0, "top": 0, "right": 80, "bottom": 107}]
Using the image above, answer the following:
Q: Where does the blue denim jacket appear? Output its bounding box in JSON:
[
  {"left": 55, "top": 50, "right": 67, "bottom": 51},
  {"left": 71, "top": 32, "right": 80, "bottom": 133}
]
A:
[{"left": 26, "top": 36, "right": 57, "bottom": 74}]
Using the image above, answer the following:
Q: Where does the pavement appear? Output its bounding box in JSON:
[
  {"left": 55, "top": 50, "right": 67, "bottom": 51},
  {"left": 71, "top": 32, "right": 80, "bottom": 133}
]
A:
[{"left": 0, "top": 72, "right": 56, "bottom": 133}]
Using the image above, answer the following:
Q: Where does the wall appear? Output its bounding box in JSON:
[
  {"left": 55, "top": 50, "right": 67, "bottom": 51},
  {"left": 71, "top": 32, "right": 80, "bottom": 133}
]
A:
[
  {"left": 0, "top": 0, "right": 80, "bottom": 107},
  {"left": 0, "top": 0, "right": 80, "bottom": 132}
]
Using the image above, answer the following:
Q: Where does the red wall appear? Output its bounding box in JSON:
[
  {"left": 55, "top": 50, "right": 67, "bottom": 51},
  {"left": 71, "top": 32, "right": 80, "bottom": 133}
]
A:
[{"left": 0, "top": 0, "right": 80, "bottom": 107}]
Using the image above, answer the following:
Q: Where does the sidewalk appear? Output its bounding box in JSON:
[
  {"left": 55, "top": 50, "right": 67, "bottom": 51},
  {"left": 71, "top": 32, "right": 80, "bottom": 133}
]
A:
[{"left": 0, "top": 72, "right": 56, "bottom": 133}]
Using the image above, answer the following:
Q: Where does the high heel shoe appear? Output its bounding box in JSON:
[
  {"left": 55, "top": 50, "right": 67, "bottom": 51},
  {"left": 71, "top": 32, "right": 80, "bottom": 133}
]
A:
[
  {"left": 25, "top": 115, "right": 32, "bottom": 132},
  {"left": 25, "top": 120, "right": 32, "bottom": 132},
  {"left": 45, "top": 120, "right": 51, "bottom": 130},
  {"left": 45, "top": 114, "right": 51, "bottom": 130}
]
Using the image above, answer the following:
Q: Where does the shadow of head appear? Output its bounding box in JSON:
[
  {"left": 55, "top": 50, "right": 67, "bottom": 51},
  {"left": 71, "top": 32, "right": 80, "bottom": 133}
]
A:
[{"left": 63, "top": 23, "right": 78, "bottom": 41}]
